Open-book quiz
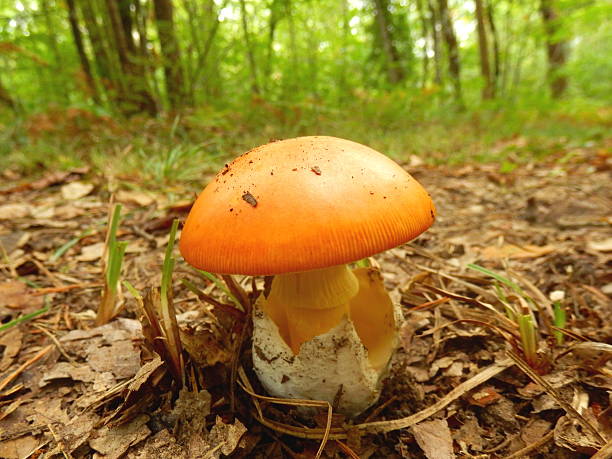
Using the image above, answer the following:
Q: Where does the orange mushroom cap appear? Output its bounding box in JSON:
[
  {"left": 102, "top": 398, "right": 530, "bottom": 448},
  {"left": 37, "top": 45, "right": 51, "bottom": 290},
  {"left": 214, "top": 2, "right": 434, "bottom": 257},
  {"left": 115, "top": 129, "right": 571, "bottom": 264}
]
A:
[{"left": 179, "top": 136, "right": 435, "bottom": 275}]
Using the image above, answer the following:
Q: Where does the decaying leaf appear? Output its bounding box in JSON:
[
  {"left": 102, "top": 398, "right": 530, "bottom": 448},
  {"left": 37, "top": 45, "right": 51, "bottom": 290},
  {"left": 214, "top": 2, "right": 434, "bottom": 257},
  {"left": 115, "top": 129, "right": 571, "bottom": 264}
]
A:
[
  {"left": 61, "top": 181, "right": 94, "bottom": 200},
  {"left": 479, "top": 244, "right": 556, "bottom": 260},
  {"left": 0, "top": 280, "right": 44, "bottom": 310},
  {"left": 0, "top": 435, "right": 41, "bottom": 459},
  {"left": 89, "top": 414, "right": 151, "bottom": 459},
  {"left": 206, "top": 416, "right": 247, "bottom": 458},
  {"left": 412, "top": 418, "right": 455, "bottom": 459},
  {"left": 0, "top": 327, "right": 23, "bottom": 371},
  {"left": 0, "top": 203, "right": 31, "bottom": 220},
  {"left": 76, "top": 241, "right": 105, "bottom": 261}
]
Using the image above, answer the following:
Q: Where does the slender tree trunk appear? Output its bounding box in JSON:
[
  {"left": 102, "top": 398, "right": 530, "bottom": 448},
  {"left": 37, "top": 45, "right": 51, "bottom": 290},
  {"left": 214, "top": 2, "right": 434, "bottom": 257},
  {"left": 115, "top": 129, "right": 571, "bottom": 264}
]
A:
[
  {"left": 118, "top": 0, "right": 137, "bottom": 54},
  {"left": 265, "top": 0, "right": 281, "bottom": 94},
  {"left": 153, "top": 0, "right": 185, "bottom": 110},
  {"left": 437, "top": 0, "right": 464, "bottom": 107},
  {"left": 105, "top": 0, "right": 156, "bottom": 114},
  {"left": 80, "top": 1, "right": 116, "bottom": 91},
  {"left": 65, "top": 0, "right": 100, "bottom": 103},
  {"left": 41, "top": 0, "right": 69, "bottom": 102},
  {"left": 427, "top": 0, "right": 442, "bottom": 85},
  {"left": 0, "top": 79, "right": 17, "bottom": 110},
  {"left": 474, "top": 0, "right": 493, "bottom": 99},
  {"left": 415, "top": 0, "right": 430, "bottom": 88},
  {"left": 486, "top": 0, "right": 501, "bottom": 93},
  {"left": 239, "top": 0, "right": 260, "bottom": 95},
  {"left": 372, "top": 0, "right": 405, "bottom": 84},
  {"left": 539, "top": 0, "right": 568, "bottom": 98}
]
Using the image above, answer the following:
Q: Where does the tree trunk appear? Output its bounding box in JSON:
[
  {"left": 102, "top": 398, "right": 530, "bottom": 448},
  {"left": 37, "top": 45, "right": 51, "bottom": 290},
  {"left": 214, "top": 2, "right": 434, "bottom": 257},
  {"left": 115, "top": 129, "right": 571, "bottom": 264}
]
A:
[
  {"left": 437, "top": 0, "right": 464, "bottom": 107},
  {"left": 426, "top": 0, "right": 442, "bottom": 85},
  {"left": 372, "top": 0, "right": 405, "bottom": 84},
  {"left": 239, "top": 0, "right": 260, "bottom": 95},
  {"left": 118, "top": 0, "right": 137, "bottom": 54},
  {"left": 41, "top": 0, "right": 69, "bottom": 102},
  {"left": 65, "top": 0, "right": 100, "bottom": 103},
  {"left": 265, "top": 0, "right": 281, "bottom": 94},
  {"left": 79, "top": 1, "right": 117, "bottom": 92},
  {"left": 153, "top": 0, "right": 185, "bottom": 110},
  {"left": 486, "top": 0, "right": 501, "bottom": 93},
  {"left": 0, "top": 79, "right": 17, "bottom": 110},
  {"left": 105, "top": 0, "right": 156, "bottom": 114},
  {"left": 415, "top": 0, "right": 430, "bottom": 88},
  {"left": 539, "top": 0, "right": 568, "bottom": 98},
  {"left": 474, "top": 0, "right": 493, "bottom": 99}
]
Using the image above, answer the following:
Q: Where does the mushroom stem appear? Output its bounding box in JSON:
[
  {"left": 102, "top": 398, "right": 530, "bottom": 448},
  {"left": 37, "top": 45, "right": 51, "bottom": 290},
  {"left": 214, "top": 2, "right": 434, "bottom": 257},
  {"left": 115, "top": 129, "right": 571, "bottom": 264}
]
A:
[{"left": 265, "top": 264, "right": 359, "bottom": 353}]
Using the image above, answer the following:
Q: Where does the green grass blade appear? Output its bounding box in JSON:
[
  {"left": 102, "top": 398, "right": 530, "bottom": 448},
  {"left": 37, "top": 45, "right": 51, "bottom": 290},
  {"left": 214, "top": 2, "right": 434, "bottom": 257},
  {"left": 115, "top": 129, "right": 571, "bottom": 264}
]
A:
[{"left": 0, "top": 297, "right": 50, "bottom": 332}]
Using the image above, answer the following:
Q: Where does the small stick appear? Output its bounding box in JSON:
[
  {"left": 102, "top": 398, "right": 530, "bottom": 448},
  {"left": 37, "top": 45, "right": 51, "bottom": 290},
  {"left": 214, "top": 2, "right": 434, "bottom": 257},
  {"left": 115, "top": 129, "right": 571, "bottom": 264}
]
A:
[{"left": 0, "top": 345, "right": 53, "bottom": 393}]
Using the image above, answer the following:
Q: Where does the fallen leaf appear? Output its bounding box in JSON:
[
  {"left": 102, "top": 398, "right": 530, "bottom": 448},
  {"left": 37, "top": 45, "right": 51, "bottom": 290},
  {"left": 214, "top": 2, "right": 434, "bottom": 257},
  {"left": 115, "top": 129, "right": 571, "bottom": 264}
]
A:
[
  {"left": 0, "top": 435, "right": 41, "bottom": 459},
  {"left": 76, "top": 241, "right": 105, "bottom": 261},
  {"left": 479, "top": 244, "right": 556, "bottom": 260},
  {"left": 206, "top": 416, "right": 247, "bottom": 458},
  {"left": 127, "top": 355, "right": 164, "bottom": 392},
  {"left": 116, "top": 189, "right": 156, "bottom": 206},
  {"left": 0, "top": 328, "right": 23, "bottom": 371},
  {"left": 0, "top": 203, "right": 31, "bottom": 220},
  {"left": 86, "top": 336, "right": 141, "bottom": 379},
  {"left": 412, "top": 418, "right": 455, "bottom": 459},
  {"left": 89, "top": 413, "right": 150, "bottom": 459},
  {"left": 587, "top": 238, "right": 612, "bottom": 252},
  {"left": 466, "top": 386, "right": 502, "bottom": 407},
  {"left": 0, "top": 231, "right": 29, "bottom": 254},
  {"left": 39, "top": 362, "right": 98, "bottom": 386},
  {"left": 0, "top": 281, "right": 44, "bottom": 310},
  {"left": 61, "top": 181, "right": 94, "bottom": 200}
]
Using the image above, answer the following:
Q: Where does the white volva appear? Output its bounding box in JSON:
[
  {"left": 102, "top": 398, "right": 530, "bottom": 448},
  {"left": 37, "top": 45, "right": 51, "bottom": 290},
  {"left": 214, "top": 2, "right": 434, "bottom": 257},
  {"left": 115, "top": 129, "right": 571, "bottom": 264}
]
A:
[{"left": 252, "top": 267, "right": 402, "bottom": 416}]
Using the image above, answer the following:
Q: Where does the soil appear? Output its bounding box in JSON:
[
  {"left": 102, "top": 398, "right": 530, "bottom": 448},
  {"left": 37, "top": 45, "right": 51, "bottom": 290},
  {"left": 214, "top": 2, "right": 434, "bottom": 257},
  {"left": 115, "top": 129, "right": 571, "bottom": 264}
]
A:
[{"left": 0, "top": 144, "right": 610, "bottom": 458}]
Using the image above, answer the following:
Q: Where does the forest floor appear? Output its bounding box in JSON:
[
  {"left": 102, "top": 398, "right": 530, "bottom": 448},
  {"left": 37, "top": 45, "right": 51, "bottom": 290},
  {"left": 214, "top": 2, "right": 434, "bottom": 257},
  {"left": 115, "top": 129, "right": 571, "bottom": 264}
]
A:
[{"left": 0, "top": 137, "right": 610, "bottom": 458}]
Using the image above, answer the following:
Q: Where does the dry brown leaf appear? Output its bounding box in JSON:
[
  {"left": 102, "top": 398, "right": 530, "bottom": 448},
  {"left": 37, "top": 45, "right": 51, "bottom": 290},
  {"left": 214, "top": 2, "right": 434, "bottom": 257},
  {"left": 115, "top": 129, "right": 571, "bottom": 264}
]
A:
[
  {"left": 0, "top": 231, "right": 29, "bottom": 254},
  {"left": 127, "top": 355, "right": 164, "bottom": 392},
  {"left": 0, "top": 435, "right": 41, "bottom": 459},
  {"left": 453, "top": 416, "right": 485, "bottom": 453},
  {"left": 411, "top": 418, "right": 455, "bottom": 459},
  {"left": 76, "top": 241, "right": 105, "bottom": 261},
  {"left": 206, "top": 416, "right": 247, "bottom": 458},
  {"left": 0, "top": 328, "right": 22, "bottom": 371},
  {"left": 61, "top": 181, "right": 94, "bottom": 200},
  {"left": 521, "top": 419, "right": 552, "bottom": 445},
  {"left": 588, "top": 238, "right": 612, "bottom": 252},
  {"left": 0, "top": 203, "right": 31, "bottom": 220},
  {"left": 466, "top": 386, "right": 502, "bottom": 407},
  {"left": 116, "top": 190, "right": 156, "bottom": 207},
  {"left": 0, "top": 281, "right": 44, "bottom": 310},
  {"left": 479, "top": 244, "right": 556, "bottom": 260},
  {"left": 86, "top": 337, "right": 141, "bottom": 379},
  {"left": 39, "top": 362, "right": 99, "bottom": 386},
  {"left": 90, "top": 414, "right": 151, "bottom": 459}
]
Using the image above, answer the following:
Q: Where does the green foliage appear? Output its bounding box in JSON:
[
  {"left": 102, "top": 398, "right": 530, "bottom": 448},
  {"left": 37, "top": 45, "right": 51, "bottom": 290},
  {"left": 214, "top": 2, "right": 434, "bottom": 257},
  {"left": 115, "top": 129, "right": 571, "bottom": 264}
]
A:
[{"left": 0, "top": 0, "right": 608, "bottom": 177}]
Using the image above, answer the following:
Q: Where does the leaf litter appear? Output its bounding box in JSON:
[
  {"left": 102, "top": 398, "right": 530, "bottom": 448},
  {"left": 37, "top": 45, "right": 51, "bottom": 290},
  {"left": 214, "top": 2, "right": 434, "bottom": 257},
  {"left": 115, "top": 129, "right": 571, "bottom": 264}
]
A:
[{"left": 0, "top": 146, "right": 610, "bottom": 458}]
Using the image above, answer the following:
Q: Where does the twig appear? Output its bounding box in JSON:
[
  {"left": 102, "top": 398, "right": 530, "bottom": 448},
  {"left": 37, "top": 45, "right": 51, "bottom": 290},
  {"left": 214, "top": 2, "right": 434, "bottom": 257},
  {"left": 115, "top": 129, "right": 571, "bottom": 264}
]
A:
[
  {"left": 591, "top": 438, "right": 612, "bottom": 459},
  {"left": 32, "top": 283, "right": 101, "bottom": 296},
  {"left": 0, "top": 345, "right": 53, "bottom": 393},
  {"left": 335, "top": 440, "right": 361, "bottom": 459},
  {"left": 240, "top": 358, "right": 515, "bottom": 439},
  {"left": 507, "top": 350, "right": 606, "bottom": 445},
  {"left": 502, "top": 430, "right": 554, "bottom": 459}
]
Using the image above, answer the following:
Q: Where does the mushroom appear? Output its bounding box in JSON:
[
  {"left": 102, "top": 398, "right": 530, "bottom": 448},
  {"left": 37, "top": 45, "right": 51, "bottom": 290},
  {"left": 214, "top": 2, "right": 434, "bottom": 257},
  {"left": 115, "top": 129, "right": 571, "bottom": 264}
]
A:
[{"left": 179, "top": 136, "right": 435, "bottom": 416}]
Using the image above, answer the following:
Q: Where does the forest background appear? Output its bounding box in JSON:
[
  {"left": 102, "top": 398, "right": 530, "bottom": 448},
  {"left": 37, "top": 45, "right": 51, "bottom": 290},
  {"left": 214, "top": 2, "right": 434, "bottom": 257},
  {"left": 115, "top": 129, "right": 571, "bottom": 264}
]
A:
[{"left": 0, "top": 0, "right": 610, "bottom": 179}]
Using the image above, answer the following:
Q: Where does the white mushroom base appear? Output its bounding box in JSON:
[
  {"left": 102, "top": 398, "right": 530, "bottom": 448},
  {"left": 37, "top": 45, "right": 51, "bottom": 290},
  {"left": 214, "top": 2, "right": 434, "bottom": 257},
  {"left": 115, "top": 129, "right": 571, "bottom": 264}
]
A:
[{"left": 252, "top": 297, "right": 402, "bottom": 417}]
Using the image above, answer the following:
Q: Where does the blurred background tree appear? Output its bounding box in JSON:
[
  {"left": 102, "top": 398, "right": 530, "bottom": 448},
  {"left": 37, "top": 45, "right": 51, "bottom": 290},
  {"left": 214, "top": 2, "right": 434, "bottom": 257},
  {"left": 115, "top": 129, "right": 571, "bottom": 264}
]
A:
[{"left": 0, "top": 0, "right": 609, "bottom": 173}]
